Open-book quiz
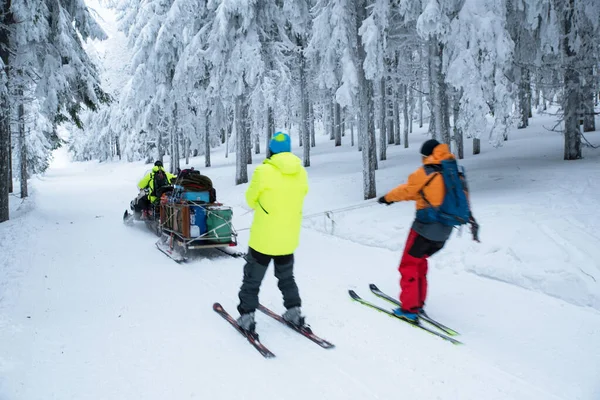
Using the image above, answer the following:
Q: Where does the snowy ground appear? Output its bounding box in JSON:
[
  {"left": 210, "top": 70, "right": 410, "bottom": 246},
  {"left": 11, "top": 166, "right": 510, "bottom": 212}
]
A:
[{"left": 1, "top": 115, "right": 600, "bottom": 400}]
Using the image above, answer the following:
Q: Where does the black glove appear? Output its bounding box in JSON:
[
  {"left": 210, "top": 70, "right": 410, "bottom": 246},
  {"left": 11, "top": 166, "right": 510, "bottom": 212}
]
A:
[
  {"left": 378, "top": 196, "right": 393, "bottom": 206},
  {"left": 469, "top": 216, "right": 480, "bottom": 243}
]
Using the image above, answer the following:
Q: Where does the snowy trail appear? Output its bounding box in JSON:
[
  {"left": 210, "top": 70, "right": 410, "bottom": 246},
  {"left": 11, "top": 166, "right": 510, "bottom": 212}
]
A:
[{"left": 1, "top": 149, "right": 599, "bottom": 400}]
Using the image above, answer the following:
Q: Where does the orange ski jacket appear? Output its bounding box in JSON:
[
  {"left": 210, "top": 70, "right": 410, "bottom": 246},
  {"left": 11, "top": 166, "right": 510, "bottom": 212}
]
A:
[{"left": 382, "top": 144, "right": 455, "bottom": 210}]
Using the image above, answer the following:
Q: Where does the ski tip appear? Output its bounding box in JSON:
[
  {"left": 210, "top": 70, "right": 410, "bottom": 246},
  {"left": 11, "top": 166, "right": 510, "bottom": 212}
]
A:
[
  {"left": 213, "top": 302, "right": 223, "bottom": 311},
  {"left": 368, "top": 283, "right": 379, "bottom": 291},
  {"left": 348, "top": 290, "right": 360, "bottom": 300}
]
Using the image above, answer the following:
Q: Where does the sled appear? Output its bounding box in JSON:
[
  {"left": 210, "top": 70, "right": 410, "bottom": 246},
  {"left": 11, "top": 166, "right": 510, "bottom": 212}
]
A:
[
  {"left": 156, "top": 201, "right": 243, "bottom": 262},
  {"left": 124, "top": 186, "right": 244, "bottom": 262}
]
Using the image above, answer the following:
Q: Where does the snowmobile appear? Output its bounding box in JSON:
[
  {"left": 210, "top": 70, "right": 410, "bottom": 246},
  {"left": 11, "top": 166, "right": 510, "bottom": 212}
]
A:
[
  {"left": 123, "top": 181, "right": 242, "bottom": 262},
  {"left": 123, "top": 187, "right": 165, "bottom": 236}
]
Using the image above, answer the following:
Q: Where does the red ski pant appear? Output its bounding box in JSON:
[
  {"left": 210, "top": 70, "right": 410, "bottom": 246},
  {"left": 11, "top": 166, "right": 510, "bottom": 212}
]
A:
[{"left": 398, "top": 229, "right": 445, "bottom": 311}]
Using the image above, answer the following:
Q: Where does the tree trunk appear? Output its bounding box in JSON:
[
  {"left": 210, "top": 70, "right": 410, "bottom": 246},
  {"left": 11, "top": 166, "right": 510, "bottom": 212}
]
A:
[
  {"left": 561, "top": 0, "right": 582, "bottom": 160},
  {"left": 186, "top": 137, "right": 191, "bottom": 165},
  {"left": 419, "top": 79, "right": 424, "bottom": 129},
  {"left": 350, "top": 115, "right": 355, "bottom": 147},
  {"left": 419, "top": 43, "right": 424, "bottom": 129},
  {"left": 403, "top": 84, "right": 409, "bottom": 149},
  {"left": 582, "top": 60, "right": 596, "bottom": 132},
  {"left": 334, "top": 101, "right": 341, "bottom": 147},
  {"left": 409, "top": 86, "right": 414, "bottom": 134},
  {"left": 379, "top": 78, "right": 386, "bottom": 160},
  {"left": 527, "top": 70, "right": 533, "bottom": 119},
  {"left": 205, "top": 111, "right": 211, "bottom": 167},
  {"left": 266, "top": 106, "right": 274, "bottom": 157},
  {"left": 175, "top": 128, "right": 181, "bottom": 172},
  {"left": 235, "top": 95, "right": 248, "bottom": 184},
  {"left": 18, "top": 94, "right": 27, "bottom": 198},
  {"left": 298, "top": 34, "right": 311, "bottom": 167},
  {"left": 583, "top": 93, "right": 596, "bottom": 132},
  {"left": 394, "top": 87, "right": 401, "bottom": 145},
  {"left": 357, "top": 0, "right": 376, "bottom": 199},
  {"left": 518, "top": 67, "right": 530, "bottom": 129},
  {"left": 440, "top": 70, "right": 451, "bottom": 144},
  {"left": 8, "top": 120, "right": 12, "bottom": 194},
  {"left": 169, "top": 127, "right": 174, "bottom": 173},
  {"left": 0, "top": 0, "right": 12, "bottom": 221},
  {"left": 329, "top": 100, "right": 335, "bottom": 140},
  {"left": 254, "top": 131, "right": 260, "bottom": 154},
  {"left": 532, "top": 77, "right": 540, "bottom": 113},
  {"left": 473, "top": 138, "right": 480, "bottom": 155},
  {"left": 172, "top": 102, "right": 181, "bottom": 173},
  {"left": 239, "top": 101, "right": 251, "bottom": 165},
  {"left": 115, "top": 134, "right": 121, "bottom": 160},
  {"left": 309, "top": 102, "right": 316, "bottom": 147},
  {"left": 427, "top": 38, "right": 451, "bottom": 143},
  {"left": 156, "top": 124, "right": 163, "bottom": 164},
  {"left": 453, "top": 90, "right": 464, "bottom": 159},
  {"left": 369, "top": 93, "right": 378, "bottom": 172},
  {"left": 429, "top": 38, "right": 443, "bottom": 142},
  {"left": 427, "top": 42, "right": 435, "bottom": 139},
  {"left": 225, "top": 119, "right": 230, "bottom": 159},
  {"left": 387, "top": 79, "right": 394, "bottom": 145},
  {"left": 357, "top": 113, "right": 362, "bottom": 152}
]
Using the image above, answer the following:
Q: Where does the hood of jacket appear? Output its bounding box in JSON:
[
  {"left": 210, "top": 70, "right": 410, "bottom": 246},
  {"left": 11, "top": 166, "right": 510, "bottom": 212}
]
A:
[
  {"left": 265, "top": 152, "right": 302, "bottom": 175},
  {"left": 422, "top": 143, "right": 454, "bottom": 165}
]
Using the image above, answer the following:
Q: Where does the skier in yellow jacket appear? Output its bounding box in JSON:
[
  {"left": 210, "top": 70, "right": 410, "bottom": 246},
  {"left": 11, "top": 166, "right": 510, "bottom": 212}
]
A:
[{"left": 236, "top": 132, "right": 309, "bottom": 334}]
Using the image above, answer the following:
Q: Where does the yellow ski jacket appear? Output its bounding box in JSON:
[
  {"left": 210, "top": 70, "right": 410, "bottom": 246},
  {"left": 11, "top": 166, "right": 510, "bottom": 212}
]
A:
[{"left": 246, "top": 152, "right": 309, "bottom": 256}]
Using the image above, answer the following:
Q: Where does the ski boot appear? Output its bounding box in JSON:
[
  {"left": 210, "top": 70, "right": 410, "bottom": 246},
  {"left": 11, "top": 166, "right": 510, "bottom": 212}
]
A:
[
  {"left": 283, "top": 306, "right": 307, "bottom": 328},
  {"left": 236, "top": 312, "right": 258, "bottom": 338},
  {"left": 392, "top": 307, "right": 419, "bottom": 323}
]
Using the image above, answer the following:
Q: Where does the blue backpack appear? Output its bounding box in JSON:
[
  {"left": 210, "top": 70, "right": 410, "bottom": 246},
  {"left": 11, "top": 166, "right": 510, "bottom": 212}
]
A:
[{"left": 417, "top": 159, "right": 471, "bottom": 226}]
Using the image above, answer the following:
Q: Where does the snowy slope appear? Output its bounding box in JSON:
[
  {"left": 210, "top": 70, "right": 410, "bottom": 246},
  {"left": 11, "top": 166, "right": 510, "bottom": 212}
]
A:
[{"left": 1, "top": 115, "right": 599, "bottom": 400}]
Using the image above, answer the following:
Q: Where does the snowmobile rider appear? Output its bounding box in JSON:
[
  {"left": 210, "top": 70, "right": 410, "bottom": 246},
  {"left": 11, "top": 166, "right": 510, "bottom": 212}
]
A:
[
  {"left": 134, "top": 160, "right": 177, "bottom": 216},
  {"left": 236, "top": 132, "right": 309, "bottom": 335},
  {"left": 377, "top": 139, "right": 477, "bottom": 322}
]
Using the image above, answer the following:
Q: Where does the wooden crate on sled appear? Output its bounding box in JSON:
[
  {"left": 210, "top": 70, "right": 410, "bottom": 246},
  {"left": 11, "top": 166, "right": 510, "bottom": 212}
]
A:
[{"left": 159, "top": 198, "right": 236, "bottom": 247}]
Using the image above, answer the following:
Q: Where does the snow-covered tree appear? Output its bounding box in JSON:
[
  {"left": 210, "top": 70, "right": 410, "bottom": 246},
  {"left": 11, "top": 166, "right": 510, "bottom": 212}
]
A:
[
  {"left": 0, "top": 0, "right": 11, "bottom": 222},
  {"left": 310, "top": 0, "right": 378, "bottom": 199},
  {"left": 0, "top": 0, "right": 107, "bottom": 221},
  {"left": 444, "top": 0, "right": 515, "bottom": 148}
]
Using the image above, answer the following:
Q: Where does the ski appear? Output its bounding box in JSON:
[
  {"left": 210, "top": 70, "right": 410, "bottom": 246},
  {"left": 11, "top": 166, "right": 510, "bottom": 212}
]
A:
[
  {"left": 369, "top": 284, "right": 460, "bottom": 336},
  {"left": 257, "top": 304, "right": 335, "bottom": 349},
  {"left": 213, "top": 303, "right": 276, "bottom": 358},
  {"left": 216, "top": 247, "right": 247, "bottom": 258},
  {"left": 348, "top": 290, "right": 462, "bottom": 345}
]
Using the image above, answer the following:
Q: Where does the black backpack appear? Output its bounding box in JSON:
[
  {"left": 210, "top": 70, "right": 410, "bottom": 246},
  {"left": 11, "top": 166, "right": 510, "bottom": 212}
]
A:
[
  {"left": 175, "top": 168, "right": 216, "bottom": 203},
  {"left": 152, "top": 169, "right": 169, "bottom": 197}
]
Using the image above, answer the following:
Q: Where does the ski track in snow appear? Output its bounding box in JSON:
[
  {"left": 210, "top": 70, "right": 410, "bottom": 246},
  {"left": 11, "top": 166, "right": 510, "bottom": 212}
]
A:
[{"left": 0, "top": 121, "right": 600, "bottom": 399}]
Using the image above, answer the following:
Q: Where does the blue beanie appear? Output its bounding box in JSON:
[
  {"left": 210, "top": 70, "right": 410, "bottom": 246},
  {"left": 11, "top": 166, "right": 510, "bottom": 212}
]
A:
[{"left": 269, "top": 132, "right": 291, "bottom": 154}]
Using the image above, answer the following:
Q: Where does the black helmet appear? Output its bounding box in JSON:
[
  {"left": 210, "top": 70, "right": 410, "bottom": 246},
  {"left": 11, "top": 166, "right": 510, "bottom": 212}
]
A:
[
  {"left": 420, "top": 139, "right": 440, "bottom": 157},
  {"left": 154, "top": 160, "right": 163, "bottom": 167}
]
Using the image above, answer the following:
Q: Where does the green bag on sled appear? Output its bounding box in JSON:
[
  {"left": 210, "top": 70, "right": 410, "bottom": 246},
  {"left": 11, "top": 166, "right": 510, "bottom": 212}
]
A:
[{"left": 205, "top": 206, "right": 233, "bottom": 243}]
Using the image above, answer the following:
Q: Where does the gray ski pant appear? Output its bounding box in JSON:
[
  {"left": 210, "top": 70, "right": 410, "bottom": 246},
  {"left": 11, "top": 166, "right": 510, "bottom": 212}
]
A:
[{"left": 237, "top": 247, "right": 301, "bottom": 315}]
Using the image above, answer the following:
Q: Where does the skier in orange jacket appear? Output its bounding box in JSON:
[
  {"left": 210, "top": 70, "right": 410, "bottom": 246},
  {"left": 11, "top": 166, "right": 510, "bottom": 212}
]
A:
[{"left": 378, "top": 139, "right": 478, "bottom": 322}]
